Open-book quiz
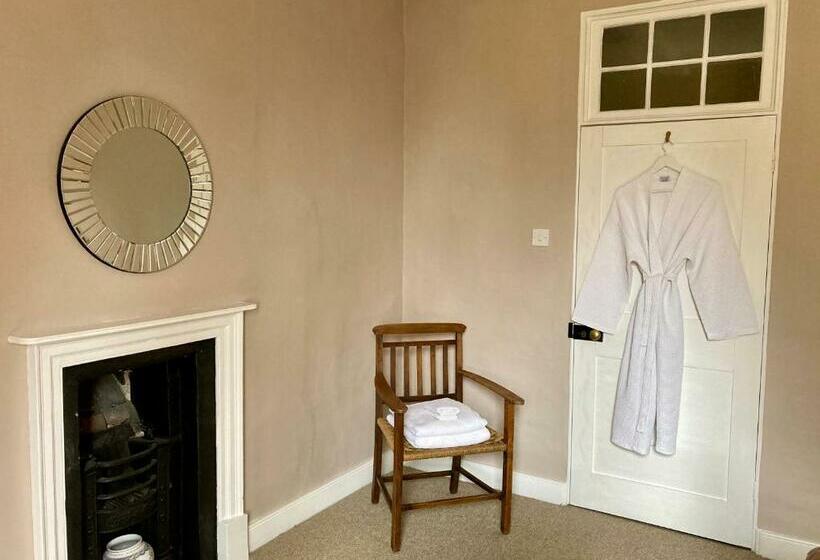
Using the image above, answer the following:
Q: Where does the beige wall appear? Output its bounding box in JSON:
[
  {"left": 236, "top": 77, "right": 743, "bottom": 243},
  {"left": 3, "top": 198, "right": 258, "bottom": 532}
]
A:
[
  {"left": 758, "top": 0, "right": 820, "bottom": 542},
  {"left": 244, "top": 0, "right": 404, "bottom": 520},
  {"left": 0, "top": 0, "right": 404, "bottom": 555},
  {"left": 403, "top": 0, "right": 820, "bottom": 545}
]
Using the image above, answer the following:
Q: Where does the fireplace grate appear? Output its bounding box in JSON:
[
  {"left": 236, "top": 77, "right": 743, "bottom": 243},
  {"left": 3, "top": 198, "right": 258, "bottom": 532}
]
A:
[{"left": 82, "top": 437, "right": 172, "bottom": 559}]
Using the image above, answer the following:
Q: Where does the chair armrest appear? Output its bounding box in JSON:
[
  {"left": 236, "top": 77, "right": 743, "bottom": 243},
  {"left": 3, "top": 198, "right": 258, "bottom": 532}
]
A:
[
  {"left": 374, "top": 373, "right": 407, "bottom": 413},
  {"left": 459, "top": 369, "right": 524, "bottom": 405}
]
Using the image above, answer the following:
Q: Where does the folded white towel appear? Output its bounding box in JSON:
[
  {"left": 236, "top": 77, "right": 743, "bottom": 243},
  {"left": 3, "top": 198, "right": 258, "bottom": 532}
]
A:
[
  {"left": 434, "top": 406, "right": 460, "bottom": 420},
  {"left": 404, "top": 427, "right": 491, "bottom": 449},
  {"left": 386, "top": 397, "right": 488, "bottom": 437}
]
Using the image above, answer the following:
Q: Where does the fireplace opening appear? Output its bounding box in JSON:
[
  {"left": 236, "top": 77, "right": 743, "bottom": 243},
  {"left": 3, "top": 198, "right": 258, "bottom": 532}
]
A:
[{"left": 63, "top": 339, "right": 217, "bottom": 560}]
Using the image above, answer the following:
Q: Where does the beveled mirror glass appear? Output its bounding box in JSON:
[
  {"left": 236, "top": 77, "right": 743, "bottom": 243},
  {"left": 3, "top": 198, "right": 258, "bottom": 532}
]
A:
[{"left": 59, "top": 96, "right": 212, "bottom": 272}]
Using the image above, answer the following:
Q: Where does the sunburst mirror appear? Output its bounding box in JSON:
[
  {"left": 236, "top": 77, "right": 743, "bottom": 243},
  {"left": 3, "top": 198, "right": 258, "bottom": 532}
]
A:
[{"left": 59, "top": 96, "right": 212, "bottom": 273}]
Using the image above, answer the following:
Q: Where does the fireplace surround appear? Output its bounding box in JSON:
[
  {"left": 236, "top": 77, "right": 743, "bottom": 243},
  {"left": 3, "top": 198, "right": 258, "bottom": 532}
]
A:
[{"left": 8, "top": 304, "right": 256, "bottom": 560}]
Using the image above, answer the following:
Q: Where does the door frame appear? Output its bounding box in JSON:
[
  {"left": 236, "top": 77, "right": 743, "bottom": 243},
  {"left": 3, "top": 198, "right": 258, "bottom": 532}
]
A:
[{"left": 568, "top": 0, "right": 789, "bottom": 552}]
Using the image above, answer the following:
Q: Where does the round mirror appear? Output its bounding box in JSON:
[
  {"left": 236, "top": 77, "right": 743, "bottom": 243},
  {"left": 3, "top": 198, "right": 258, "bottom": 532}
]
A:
[{"left": 59, "top": 96, "right": 212, "bottom": 273}]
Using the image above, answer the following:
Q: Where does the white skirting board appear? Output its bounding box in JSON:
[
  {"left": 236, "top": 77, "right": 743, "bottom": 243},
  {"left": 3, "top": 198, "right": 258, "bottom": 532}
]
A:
[
  {"left": 248, "top": 460, "right": 374, "bottom": 551},
  {"left": 247, "top": 455, "right": 817, "bottom": 559},
  {"left": 248, "top": 455, "right": 568, "bottom": 552},
  {"left": 756, "top": 529, "right": 819, "bottom": 560}
]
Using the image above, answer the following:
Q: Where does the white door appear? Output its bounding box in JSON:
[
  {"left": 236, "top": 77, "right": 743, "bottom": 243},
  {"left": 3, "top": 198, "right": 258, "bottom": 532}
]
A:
[{"left": 570, "top": 116, "right": 776, "bottom": 546}]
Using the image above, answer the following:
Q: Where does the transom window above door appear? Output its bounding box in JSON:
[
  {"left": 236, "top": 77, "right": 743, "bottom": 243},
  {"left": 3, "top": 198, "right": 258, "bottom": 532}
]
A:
[{"left": 580, "top": 0, "right": 786, "bottom": 124}]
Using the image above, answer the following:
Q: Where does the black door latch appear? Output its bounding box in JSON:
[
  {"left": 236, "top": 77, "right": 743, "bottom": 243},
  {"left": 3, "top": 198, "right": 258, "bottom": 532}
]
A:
[{"left": 567, "top": 322, "right": 604, "bottom": 342}]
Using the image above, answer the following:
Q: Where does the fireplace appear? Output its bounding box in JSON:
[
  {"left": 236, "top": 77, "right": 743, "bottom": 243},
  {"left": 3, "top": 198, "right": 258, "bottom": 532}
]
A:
[
  {"left": 63, "top": 340, "right": 217, "bottom": 559},
  {"left": 8, "top": 304, "right": 255, "bottom": 560}
]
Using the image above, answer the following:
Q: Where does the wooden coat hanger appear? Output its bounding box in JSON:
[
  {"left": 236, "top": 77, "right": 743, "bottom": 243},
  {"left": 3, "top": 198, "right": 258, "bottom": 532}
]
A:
[
  {"left": 650, "top": 130, "right": 682, "bottom": 176},
  {"left": 649, "top": 131, "right": 682, "bottom": 192}
]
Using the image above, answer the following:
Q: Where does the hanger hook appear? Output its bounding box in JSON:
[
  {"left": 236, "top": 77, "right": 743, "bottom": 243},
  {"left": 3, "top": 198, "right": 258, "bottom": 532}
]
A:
[{"left": 662, "top": 130, "right": 673, "bottom": 154}]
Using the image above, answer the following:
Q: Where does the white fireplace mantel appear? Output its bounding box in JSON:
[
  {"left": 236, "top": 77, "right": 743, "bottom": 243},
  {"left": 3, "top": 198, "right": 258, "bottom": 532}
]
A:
[{"left": 8, "top": 303, "right": 257, "bottom": 560}]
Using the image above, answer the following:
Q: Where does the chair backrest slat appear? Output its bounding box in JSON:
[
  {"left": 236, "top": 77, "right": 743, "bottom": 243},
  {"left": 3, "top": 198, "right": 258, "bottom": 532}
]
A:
[
  {"left": 442, "top": 344, "right": 449, "bottom": 394},
  {"left": 374, "top": 323, "right": 465, "bottom": 401},
  {"left": 402, "top": 346, "right": 410, "bottom": 397},
  {"left": 430, "top": 345, "right": 437, "bottom": 394},
  {"left": 416, "top": 345, "right": 423, "bottom": 394},
  {"left": 389, "top": 347, "right": 396, "bottom": 388},
  {"left": 455, "top": 331, "right": 464, "bottom": 401}
]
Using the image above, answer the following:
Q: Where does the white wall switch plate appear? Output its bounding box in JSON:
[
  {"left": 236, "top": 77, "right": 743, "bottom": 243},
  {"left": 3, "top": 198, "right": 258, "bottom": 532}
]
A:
[{"left": 532, "top": 228, "right": 550, "bottom": 247}]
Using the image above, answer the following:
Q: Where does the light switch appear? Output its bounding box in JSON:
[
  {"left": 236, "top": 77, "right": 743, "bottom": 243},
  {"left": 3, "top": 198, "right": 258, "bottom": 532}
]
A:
[{"left": 532, "top": 228, "right": 550, "bottom": 247}]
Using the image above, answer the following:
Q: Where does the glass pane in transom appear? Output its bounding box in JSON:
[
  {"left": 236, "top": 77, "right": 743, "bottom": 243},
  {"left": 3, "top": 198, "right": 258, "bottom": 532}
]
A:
[
  {"left": 600, "top": 69, "right": 647, "bottom": 111},
  {"left": 651, "top": 64, "right": 702, "bottom": 108},
  {"left": 602, "top": 23, "right": 649, "bottom": 67},
  {"left": 706, "top": 58, "right": 762, "bottom": 104},
  {"left": 709, "top": 8, "right": 765, "bottom": 56},
  {"left": 653, "top": 16, "right": 705, "bottom": 62}
]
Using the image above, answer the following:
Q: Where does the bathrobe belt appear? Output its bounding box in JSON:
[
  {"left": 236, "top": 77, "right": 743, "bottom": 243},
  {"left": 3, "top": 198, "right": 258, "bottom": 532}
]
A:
[{"left": 635, "top": 269, "right": 679, "bottom": 434}]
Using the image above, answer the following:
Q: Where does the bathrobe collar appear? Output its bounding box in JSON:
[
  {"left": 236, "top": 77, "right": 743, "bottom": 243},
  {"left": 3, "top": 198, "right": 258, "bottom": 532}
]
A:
[{"left": 638, "top": 166, "right": 711, "bottom": 266}]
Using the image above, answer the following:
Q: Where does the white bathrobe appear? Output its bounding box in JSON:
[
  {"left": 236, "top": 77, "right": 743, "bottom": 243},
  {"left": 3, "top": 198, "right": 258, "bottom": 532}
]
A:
[{"left": 572, "top": 166, "right": 758, "bottom": 456}]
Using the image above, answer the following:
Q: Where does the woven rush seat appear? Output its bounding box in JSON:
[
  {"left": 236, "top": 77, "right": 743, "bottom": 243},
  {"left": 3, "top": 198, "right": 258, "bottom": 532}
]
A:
[{"left": 376, "top": 417, "right": 506, "bottom": 460}]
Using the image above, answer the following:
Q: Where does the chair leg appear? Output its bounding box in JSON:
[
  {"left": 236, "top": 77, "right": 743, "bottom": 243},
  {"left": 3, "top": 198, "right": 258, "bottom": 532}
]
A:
[
  {"left": 391, "top": 451, "right": 404, "bottom": 552},
  {"left": 391, "top": 412, "right": 405, "bottom": 552},
  {"left": 501, "top": 401, "right": 515, "bottom": 534},
  {"left": 449, "top": 456, "right": 461, "bottom": 494},
  {"left": 501, "top": 449, "right": 513, "bottom": 534},
  {"left": 371, "top": 424, "right": 383, "bottom": 504}
]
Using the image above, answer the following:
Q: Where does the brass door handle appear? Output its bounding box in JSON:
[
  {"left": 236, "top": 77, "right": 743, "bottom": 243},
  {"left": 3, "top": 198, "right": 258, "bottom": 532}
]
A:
[{"left": 567, "top": 322, "right": 605, "bottom": 343}]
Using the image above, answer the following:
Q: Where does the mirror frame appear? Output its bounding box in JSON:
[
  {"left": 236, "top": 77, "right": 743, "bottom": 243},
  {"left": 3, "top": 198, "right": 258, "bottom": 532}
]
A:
[{"left": 59, "top": 96, "right": 212, "bottom": 273}]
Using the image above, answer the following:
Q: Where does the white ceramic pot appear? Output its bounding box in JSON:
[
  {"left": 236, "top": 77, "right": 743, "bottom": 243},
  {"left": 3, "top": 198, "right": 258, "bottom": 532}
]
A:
[{"left": 102, "top": 534, "right": 155, "bottom": 560}]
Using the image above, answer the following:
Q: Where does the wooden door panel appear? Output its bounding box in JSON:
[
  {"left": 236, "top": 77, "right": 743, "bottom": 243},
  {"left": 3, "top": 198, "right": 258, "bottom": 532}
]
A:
[{"left": 571, "top": 116, "right": 776, "bottom": 546}]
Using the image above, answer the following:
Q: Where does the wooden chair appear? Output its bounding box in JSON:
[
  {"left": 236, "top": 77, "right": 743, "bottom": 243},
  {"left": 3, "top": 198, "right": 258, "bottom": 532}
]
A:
[{"left": 370, "top": 323, "right": 524, "bottom": 552}]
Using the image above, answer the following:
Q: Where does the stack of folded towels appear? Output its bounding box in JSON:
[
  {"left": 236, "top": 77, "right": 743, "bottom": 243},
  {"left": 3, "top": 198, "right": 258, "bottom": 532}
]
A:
[{"left": 386, "top": 397, "right": 491, "bottom": 449}]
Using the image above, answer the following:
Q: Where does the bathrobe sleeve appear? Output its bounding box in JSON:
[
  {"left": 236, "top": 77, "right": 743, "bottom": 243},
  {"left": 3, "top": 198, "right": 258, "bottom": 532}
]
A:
[
  {"left": 686, "top": 188, "right": 759, "bottom": 340},
  {"left": 572, "top": 196, "right": 632, "bottom": 334}
]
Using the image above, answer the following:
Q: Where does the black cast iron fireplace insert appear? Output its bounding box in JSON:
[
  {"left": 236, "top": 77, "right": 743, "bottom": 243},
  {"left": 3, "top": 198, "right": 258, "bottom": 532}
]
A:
[{"left": 62, "top": 339, "right": 217, "bottom": 560}]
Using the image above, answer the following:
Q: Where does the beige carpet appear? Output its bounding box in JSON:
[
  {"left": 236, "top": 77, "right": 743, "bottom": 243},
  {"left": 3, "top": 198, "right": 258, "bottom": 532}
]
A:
[{"left": 252, "top": 475, "right": 765, "bottom": 560}]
